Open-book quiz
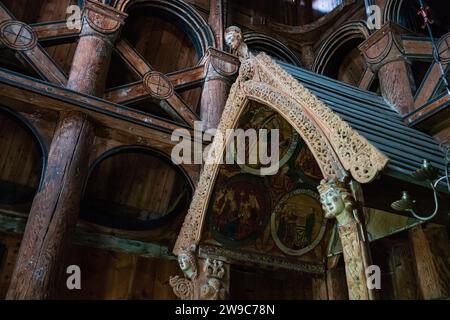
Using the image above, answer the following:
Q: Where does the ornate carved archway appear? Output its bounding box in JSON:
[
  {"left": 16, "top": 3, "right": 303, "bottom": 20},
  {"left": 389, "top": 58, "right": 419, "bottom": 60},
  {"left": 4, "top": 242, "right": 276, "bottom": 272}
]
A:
[{"left": 173, "top": 53, "right": 388, "bottom": 255}]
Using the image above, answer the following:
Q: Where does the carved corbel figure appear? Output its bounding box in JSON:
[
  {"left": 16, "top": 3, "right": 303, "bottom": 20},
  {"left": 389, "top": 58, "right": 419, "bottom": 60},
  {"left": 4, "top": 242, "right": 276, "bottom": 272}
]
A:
[
  {"left": 318, "top": 178, "right": 372, "bottom": 300},
  {"left": 318, "top": 179, "right": 360, "bottom": 227},
  {"left": 170, "top": 249, "right": 198, "bottom": 300},
  {"left": 225, "top": 26, "right": 251, "bottom": 62}
]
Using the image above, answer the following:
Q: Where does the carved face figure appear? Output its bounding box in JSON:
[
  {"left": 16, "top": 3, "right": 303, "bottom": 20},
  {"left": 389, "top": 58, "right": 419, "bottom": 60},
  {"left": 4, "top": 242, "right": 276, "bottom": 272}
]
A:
[
  {"left": 178, "top": 253, "right": 191, "bottom": 271},
  {"left": 320, "top": 188, "right": 345, "bottom": 219},
  {"left": 225, "top": 28, "right": 242, "bottom": 51}
]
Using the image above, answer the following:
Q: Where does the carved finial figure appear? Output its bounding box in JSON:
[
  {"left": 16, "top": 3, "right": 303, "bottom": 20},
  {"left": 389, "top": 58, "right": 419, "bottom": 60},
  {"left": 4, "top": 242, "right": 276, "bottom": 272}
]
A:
[
  {"left": 318, "top": 179, "right": 357, "bottom": 226},
  {"left": 224, "top": 26, "right": 251, "bottom": 62},
  {"left": 178, "top": 250, "right": 198, "bottom": 280}
]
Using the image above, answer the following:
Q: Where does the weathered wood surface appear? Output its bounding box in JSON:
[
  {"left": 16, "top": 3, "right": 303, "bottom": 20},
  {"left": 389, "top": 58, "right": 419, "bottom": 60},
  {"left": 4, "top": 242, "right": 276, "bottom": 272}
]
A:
[
  {"left": 6, "top": 112, "right": 94, "bottom": 299},
  {"left": 312, "top": 277, "right": 328, "bottom": 300},
  {"left": 0, "top": 3, "right": 68, "bottom": 86},
  {"left": 388, "top": 240, "right": 419, "bottom": 300},
  {"left": 67, "top": 34, "right": 113, "bottom": 96},
  {"left": 326, "top": 266, "right": 349, "bottom": 300},
  {"left": 409, "top": 224, "right": 450, "bottom": 300},
  {"left": 32, "top": 21, "right": 80, "bottom": 41}
]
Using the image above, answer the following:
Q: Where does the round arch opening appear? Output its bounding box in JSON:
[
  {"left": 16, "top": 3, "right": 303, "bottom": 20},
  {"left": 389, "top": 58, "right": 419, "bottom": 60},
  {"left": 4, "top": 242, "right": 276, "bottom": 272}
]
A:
[{"left": 80, "top": 147, "right": 193, "bottom": 231}]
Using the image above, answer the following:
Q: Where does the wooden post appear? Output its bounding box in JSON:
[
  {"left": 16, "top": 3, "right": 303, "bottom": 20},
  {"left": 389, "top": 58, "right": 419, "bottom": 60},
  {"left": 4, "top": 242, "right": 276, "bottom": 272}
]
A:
[
  {"left": 409, "top": 224, "right": 450, "bottom": 300},
  {"left": 199, "top": 49, "right": 239, "bottom": 131},
  {"left": 318, "top": 179, "right": 374, "bottom": 300},
  {"left": 388, "top": 240, "right": 419, "bottom": 300},
  {"left": 208, "top": 0, "right": 227, "bottom": 51},
  {"left": 359, "top": 23, "right": 415, "bottom": 115},
  {"left": 67, "top": 0, "right": 127, "bottom": 97},
  {"left": 6, "top": 111, "right": 94, "bottom": 299}
]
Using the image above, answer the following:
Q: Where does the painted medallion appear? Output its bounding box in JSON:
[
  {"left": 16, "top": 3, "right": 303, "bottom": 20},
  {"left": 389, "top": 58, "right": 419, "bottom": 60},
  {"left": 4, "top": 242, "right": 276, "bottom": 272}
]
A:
[
  {"left": 271, "top": 188, "right": 326, "bottom": 256},
  {"left": 209, "top": 174, "right": 270, "bottom": 247}
]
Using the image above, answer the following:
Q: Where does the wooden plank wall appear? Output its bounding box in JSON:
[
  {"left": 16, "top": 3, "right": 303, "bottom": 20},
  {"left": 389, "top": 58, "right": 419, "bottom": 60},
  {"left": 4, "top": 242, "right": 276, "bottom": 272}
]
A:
[
  {"left": 85, "top": 152, "right": 182, "bottom": 215},
  {"left": 0, "top": 232, "right": 182, "bottom": 299},
  {"left": 0, "top": 113, "right": 42, "bottom": 189},
  {"left": 123, "top": 14, "right": 199, "bottom": 74},
  {"left": 230, "top": 267, "right": 314, "bottom": 299}
]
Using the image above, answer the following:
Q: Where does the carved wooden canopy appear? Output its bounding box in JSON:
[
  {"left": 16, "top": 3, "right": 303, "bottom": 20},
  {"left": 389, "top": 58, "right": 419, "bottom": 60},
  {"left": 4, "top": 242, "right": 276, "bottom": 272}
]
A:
[{"left": 173, "top": 53, "right": 388, "bottom": 255}]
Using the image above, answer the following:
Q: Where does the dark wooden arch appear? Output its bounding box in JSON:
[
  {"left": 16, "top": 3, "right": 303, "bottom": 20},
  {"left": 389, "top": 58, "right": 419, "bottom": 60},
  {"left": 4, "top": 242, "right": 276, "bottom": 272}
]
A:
[
  {"left": 243, "top": 31, "right": 302, "bottom": 66},
  {"left": 114, "top": 0, "right": 216, "bottom": 56},
  {"left": 312, "top": 21, "right": 370, "bottom": 76},
  {"left": 0, "top": 106, "right": 48, "bottom": 193},
  {"left": 80, "top": 144, "right": 194, "bottom": 230}
]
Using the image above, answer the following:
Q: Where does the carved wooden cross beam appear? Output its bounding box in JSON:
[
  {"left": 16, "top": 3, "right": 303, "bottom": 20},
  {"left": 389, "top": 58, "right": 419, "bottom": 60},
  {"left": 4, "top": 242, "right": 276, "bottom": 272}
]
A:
[
  {"left": 0, "top": 3, "right": 68, "bottom": 86},
  {"left": 105, "top": 39, "right": 204, "bottom": 127}
]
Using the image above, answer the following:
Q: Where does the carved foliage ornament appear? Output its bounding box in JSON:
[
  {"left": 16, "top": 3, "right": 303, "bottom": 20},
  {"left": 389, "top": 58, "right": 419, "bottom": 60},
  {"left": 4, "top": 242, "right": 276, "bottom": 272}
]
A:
[{"left": 173, "top": 53, "right": 388, "bottom": 256}]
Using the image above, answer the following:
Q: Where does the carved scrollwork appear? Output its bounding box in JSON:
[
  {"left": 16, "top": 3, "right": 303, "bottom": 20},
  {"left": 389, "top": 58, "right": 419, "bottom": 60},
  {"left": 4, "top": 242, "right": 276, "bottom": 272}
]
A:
[{"left": 169, "top": 276, "right": 194, "bottom": 300}]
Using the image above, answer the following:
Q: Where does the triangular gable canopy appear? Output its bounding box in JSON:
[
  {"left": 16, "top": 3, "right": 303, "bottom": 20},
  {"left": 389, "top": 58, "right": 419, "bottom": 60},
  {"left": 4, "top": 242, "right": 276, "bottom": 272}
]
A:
[{"left": 174, "top": 53, "right": 389, "bottom": 255}]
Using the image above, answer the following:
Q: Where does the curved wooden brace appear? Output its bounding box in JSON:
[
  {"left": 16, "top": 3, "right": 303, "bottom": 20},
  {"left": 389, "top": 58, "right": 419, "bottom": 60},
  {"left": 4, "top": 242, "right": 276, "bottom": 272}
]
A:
[{"left": 173, "top": 53, "right": 388, "bottom": 255}]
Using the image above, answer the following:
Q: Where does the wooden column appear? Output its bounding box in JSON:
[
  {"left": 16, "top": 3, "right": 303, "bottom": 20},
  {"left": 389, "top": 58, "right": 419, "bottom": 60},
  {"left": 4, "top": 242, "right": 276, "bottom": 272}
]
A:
[
  {"left": 199, "top": 49, "right": 239, "bottom": 131},
  {"left": 67, "top": 0, "right": 127, "bottom": 97},
  {"left": 359, "top": 23, "right": 415, "bottom": 115},
  {"left": 388, "top": 240, "right": 419, "bottom": 300},
  {"left": 318, "top": 179, "right": 374, "bottom": 300},
  {"left": 6, "top": 112, "right": 94, "bottom": 299},
  {"left": 409, "top": 224, "right": 450, "bottom": 300},
  {"left": 208, "top": 0, "right": 227, "bottom": 51}
]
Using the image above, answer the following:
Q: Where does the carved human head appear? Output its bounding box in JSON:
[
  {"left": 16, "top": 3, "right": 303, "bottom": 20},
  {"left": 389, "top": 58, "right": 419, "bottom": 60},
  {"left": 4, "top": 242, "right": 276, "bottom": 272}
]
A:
[
  {"left": 225, "top": 26, "right": 243, "bottom": 51},
  {"left": 177, "top": 250, "right": 197, "bottom": 279},
  {"left": 318, "top": 179, "right": 351, "bottom": 219}
]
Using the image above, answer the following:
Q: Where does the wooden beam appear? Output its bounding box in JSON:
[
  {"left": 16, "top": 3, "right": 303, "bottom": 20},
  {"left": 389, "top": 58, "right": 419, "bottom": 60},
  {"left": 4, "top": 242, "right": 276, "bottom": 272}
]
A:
[
  {"left": 31, "top": 21, "right": 80, "bottom": 41},
  {"left": 402, "top": 37, "right": 433, "bottom": 57},
  {"left": 0, "top": 3, "right": 68, "bottom": 86},
  {"left": 358, "top": 68, "right": 375, "bottom": 91},
  {"left": 414, "top": 62, "right": 449, "bottom": 109},
  {"left": 165, "top": 93, "right": 200, "bottom": 127},
  {"left": 0, "top": 213, "right": 175, "bottom": 261},
  {"left": 167, "top": 65, "right": 206, "bottom": 89},
  {"left": 115, "top": 39, "right": 152, "bottom": 77},
  {"left": 0, "top": 69, "right": 194, "bottom": 140},
  {"left": 104, "top": 82, "right": 146, "bottom": 105},
  {"left": 407, "top": 92, "right": 450, "bottom": 125},
  {"left": 21, "top": 46, "right": 68, "bottom": 85}
]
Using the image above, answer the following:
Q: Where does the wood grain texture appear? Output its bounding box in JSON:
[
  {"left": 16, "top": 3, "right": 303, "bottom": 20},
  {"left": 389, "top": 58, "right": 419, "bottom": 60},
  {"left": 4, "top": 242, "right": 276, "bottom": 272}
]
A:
[
  {"left": 409, "top": 224, "right": 450, "bottom": 300},
  {"left": 388, "top": 240, "right": 419, "bottom": 300},
  {"left": 6, "top": 111, "right": 94, "bottom": 299},
  {"left": 378, "top": 60, "right": 415, "bottom": 115}
]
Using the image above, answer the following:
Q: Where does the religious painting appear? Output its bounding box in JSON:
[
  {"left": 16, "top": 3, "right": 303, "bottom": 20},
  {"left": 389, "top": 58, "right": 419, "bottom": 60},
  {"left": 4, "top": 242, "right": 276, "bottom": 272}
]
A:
[
  {"left": 270, "top": 187, "right": 326, "bottom": 256},
  {"left": 208, "top": 174, "right": 270, "bottom": 247},
  {"left": 237, "top": 105, "right": 299, "bottom": 175}
]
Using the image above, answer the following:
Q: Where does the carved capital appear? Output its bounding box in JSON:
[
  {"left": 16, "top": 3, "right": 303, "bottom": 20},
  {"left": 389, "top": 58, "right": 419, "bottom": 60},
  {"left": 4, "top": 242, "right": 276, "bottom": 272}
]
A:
[
  {"left": 204, "top": 47, "right": 240, "bottom": 84},
  {"left": 171, "top": 253, "right": 229, "bottom": 300},
  {"left": 359, "top": 22, "right": 411, "bottom": 72},
  {"left": 80, "top": 0, "right": 128, "bottom": 44}
]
